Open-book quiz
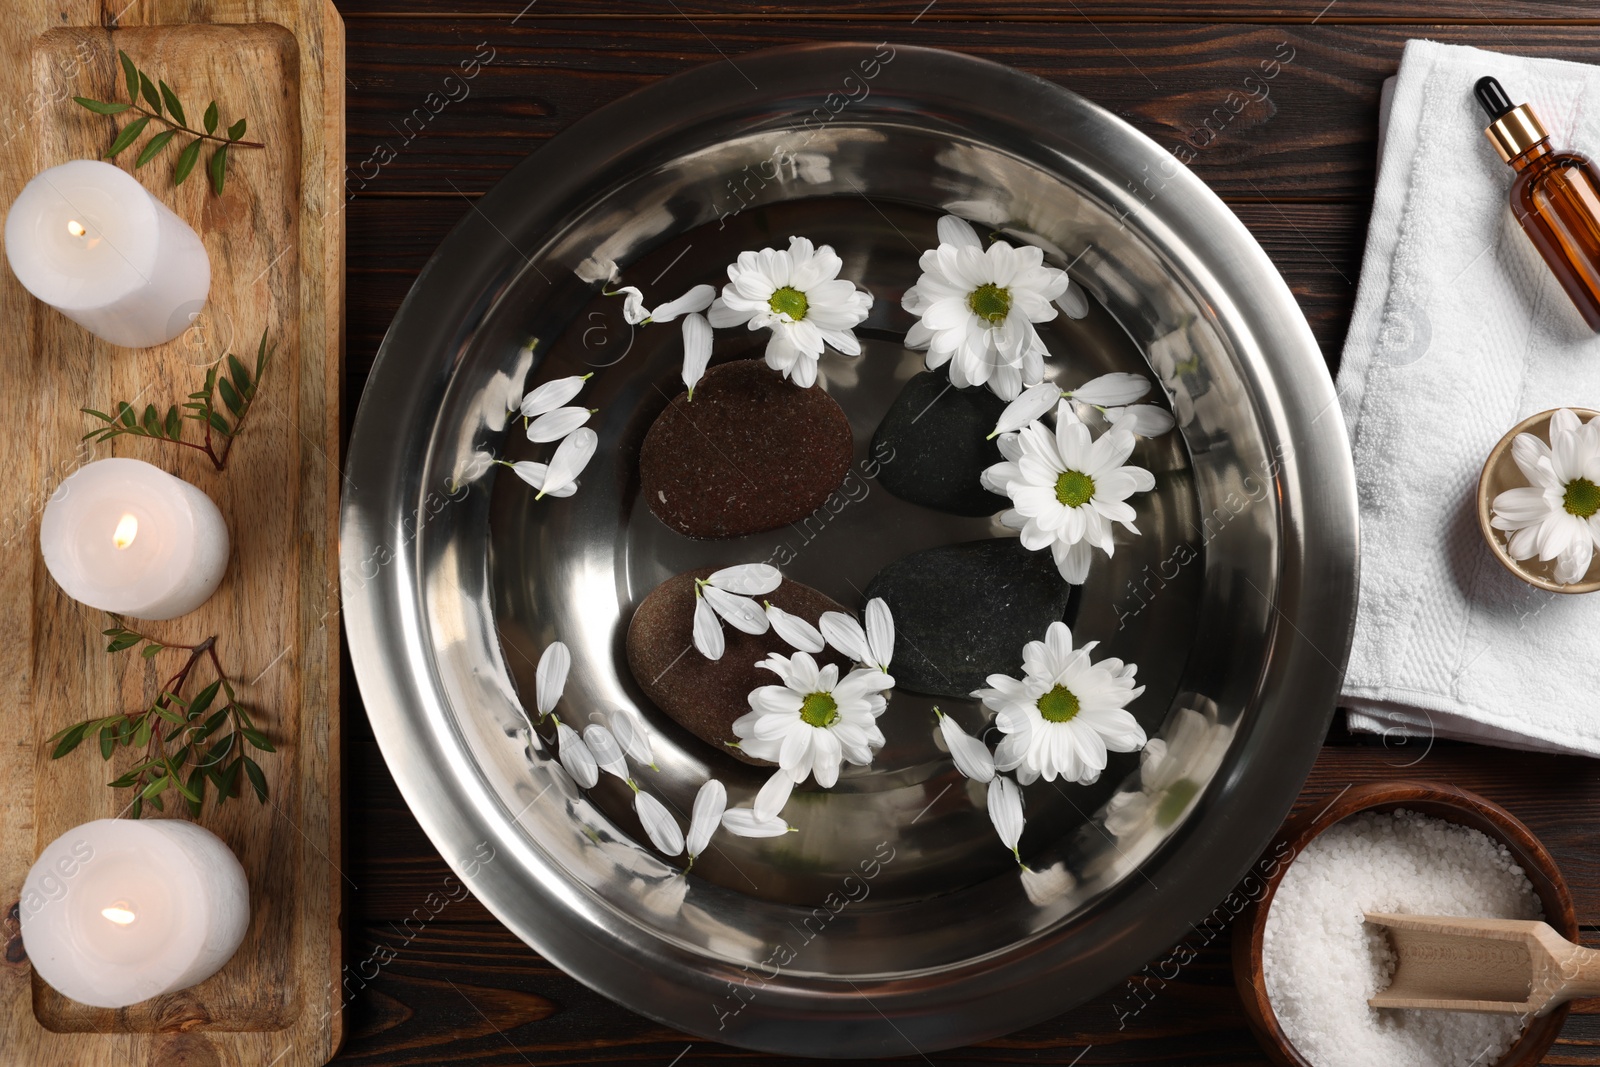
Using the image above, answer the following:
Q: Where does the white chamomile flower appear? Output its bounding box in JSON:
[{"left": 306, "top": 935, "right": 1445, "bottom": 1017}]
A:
[
  {"left": 731, "top": 651, "right": 894, "bottom": 787},
  {"left": 984, "top": 400, "right": 1154, "bottom": 585},
  {"left": 685, "top": 779, "right": 727, "bottom": 867},
  {"left": 555, "top": 719, "right": 598, "bottom": 788},
  {"left": 934, "top": 707, "right": 995, "bottom": 783},
  {"left": 535, "top": 641, "right": 570, "bottom": 718},
  {"left": 634, "top": 789, "right": 684, "bottom": 856},
  {"left": 817, "top": 597, "right": 895, "bottom": 671},
  {"left": 609, "top": 283, "right": 715, "bottom": 326},
  {"left": 720, "top": 807, "right": 795, "bottom": 838},
  {"left": 1491, "top": 408, "right": 1600, "bottom": 584},
  {"left": 689, "top": 564, "right": 782, "bottom": 660},
  {"left": 763, "top": 602, "right": 825, "bottom": 653},
  {"left": 707, "top": 235, "right": 873, "bottom": 388},
  {"left": 987, "top": 775, "right": 1026, "bottom": 865},
  {"left": 974, "top": 620, "right": 1146, "bottom": 787},
  {"left": 901, "top": 214, "right": 1070, "bottom": 401}
]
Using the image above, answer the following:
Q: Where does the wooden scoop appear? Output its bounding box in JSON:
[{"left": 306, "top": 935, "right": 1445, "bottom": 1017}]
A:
[{"left": 1366, "top": 913, "right": 1600, "bottom": 1015}]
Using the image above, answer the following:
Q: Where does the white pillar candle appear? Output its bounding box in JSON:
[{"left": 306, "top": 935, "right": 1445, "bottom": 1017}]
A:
[
  {"left": 40, "top": 457, "right": 229, "bottom": 620},
  {"left": 19, "top": 819, "right": 249, "bottom": 1009},
  {"left": 4, "top": 160, "right": 209, "bottom": 348}
]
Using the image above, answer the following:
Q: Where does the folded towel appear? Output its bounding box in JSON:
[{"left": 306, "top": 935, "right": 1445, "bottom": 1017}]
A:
[{"left": 1338, "top": 39, "right": 1600, "bottom": 756}]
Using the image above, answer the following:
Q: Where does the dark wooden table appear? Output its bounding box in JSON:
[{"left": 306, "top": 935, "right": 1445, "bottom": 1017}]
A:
[{"left": 332, "top": 2, "right": 1600, "bottom": 1063}]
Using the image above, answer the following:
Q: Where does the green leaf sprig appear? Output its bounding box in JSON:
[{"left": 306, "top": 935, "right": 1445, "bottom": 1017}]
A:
[
  {"left": 82, "top": 329, "right": 272, "bottom": 472},
  {"left": 74, "top": 50, "right": 264, "bottom": 195},
  {"left": 48, "top": 617, "right": 274, "bottom": 818}
]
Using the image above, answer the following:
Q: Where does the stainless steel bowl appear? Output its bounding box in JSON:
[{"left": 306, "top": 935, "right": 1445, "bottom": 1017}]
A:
[{"left": 341, "top": 42, "right": 1359, "bottom": 1057}]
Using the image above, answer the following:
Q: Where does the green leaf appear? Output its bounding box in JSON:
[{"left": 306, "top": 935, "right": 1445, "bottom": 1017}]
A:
[
  {"left": 218, "top": 756, "right": 242, "bottom": 798},
  {"left": 105, "top": 117, "right": 150, "bottom": 159},
  {"left": 129, "top": 795, "right": 143, "bottom": 819},
  {"left": 208, "top": 410, "right": 232, "bottom": 435},
  {"left": 189, "top": 679, "right": 221, "bottom": 720},
  {"left": 208, "top": 142, "right": 228, "bottom": 196},
  {"left": 99, "top": 725, "right": 116, "bottom": 760},
  {"left": 242, "top": 727, "right": 275, "bottom": 752},
  {"left": 227, "top": 118, "right": 246, "bottom": 141},
  {"left": 155, "top": 703, "right": 186, "bottom": 726},
  {"left": 106, "top": 632, "right": 140, "bottom": 652},
  {"left": 174, "top": 138, "right": 201, "bottom": 185},
  {"left": 172, "top": 769, "right": 200, "bottom": 803},
  {"left": 141, "top": 403, "right": 161, "bottom": 436},
  {"left": 119, "top": 51, "right": 139, "bottom": 101},
  {"left": 117, "top": 401, "right": 137, "bottom": 427},
  {"left": 185, "top": 766, "right": 207, "bottom": 816},
  {"left": 139, "top": 72, "right": 161, "bottom": 116},
  {"left": 51, "top": 722, "right": 90, "bottom": 759},
  {"left": 108, "top": 769, "right": 141, "bottom": 789},
  {"left": 227, "top": 353, "right": 251, "bottom": 397},
  {"left": 133, "top": 717, "right": 152, "bottom": 748},
  {"left": 158, "top": 80, "right": 185, "bottom": 126},
  {"left": 134, "top": 128, "right": 176, "bottom": 168},
  {"left": 203, "top": 101, "right": 218, "bottom": 135},
  {"left": 243, "top": 755, "right": 268, "bottom": 802},
  {"left": 141, "top": 642, "right": 163, "bottom": 659},
  {"left": 82, "top": 408, "right": 114, "bottom": 425},
  {"left": 74, "top": 97, "right": 131, "bottom": 115},
  {"left": 164, "top": 405, "right": 181, "bottom": 439},
  {"left": 146, "top": 792, "right": 164, "bottom": 812},
  {"left": 217, "top": 375, "right": 244, "bottom": 417},
  {"left": 256, "top": 331, "right": 271, "bottom": 379}
]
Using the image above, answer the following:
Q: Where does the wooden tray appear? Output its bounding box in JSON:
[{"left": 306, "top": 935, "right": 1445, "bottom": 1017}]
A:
[{"left": 0, "top": 2, "right": 343, "bottom": 1065}]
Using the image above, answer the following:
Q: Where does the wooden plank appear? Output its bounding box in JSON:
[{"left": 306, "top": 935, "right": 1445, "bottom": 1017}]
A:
[
  {"left": 338, "top": 21, "right": 1600, "bottom": 200},
  {"left": 333, "top": 0, "right": 1600, "bottom": 24},
  {"left": 0, "top": 4, "right": 344, "bottom": 1066}
]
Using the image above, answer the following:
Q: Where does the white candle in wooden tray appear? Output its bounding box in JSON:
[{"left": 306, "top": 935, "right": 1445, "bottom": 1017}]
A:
[
  {"left": 40, "top": 457, "right": 229, "bottom": 620},
  {"left": 4, "top": 160, "right": 209, "bottom": 348},
  {"left": 19, "top": 819, "right": 250, "bottom": 1009}
]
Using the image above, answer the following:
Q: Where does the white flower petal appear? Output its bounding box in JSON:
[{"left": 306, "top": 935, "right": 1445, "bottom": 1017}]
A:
[
  {"left": 508, "top": 460, "right": 577, "bottom": 497},
  {"left": 702, "top": 584, "right": 770, "bottom": 634},
  {"left": 708, "top": 563, "right": 782, "bottom": 596},
  {"left": 582, "top": 723, "right": 630, "bottom": 782},
  {"left": 454, "top": 450, "right": 496, "bottom": 486},
  {"left": 556, "top": 721, "right": 598, "bottom": 788},
  {"left": 692, "top": 593, "right": 725, "bottom": 660},
  {"left": 938, "top": 711, "right": 996, "bottom": 783},
  {"left": 525, "top": 406, "right": 592, "bottom": 443},
  {"left": 819, "top": 611, "right": 871, "bottom": 664},
  {"left": 987, "top": 775, "right": 1025, "bottom": 862},
  {"left": 635, "top": 790, "right": 684, "bottom": 855},
  {"left": 993, "top": 381, "right": 1062, "bottom": 438},
  {"left": 613, "top": 285, "right": 650, "bottom": 325},
  {"left": 1055, "top": 285, "right": 1090, "bottom": 320},
  {"left": 1105, "top": 404, "right": 1175, "bottom": 438},
  {"left": 864, "top": 598, "right": 895, "bottom": 671},
  {"left": 686, "top": 779, "right": 727, "bottom": 859},
  {"left": 681, "top": 311, "right": 712, "bottom": 399},
  {"left": 754, "top": 772, "right": 795, "bottom": 821},
  {"left": 519, "top": 374, "right": 591, "bottom": 418},
  {"left": 540, "top": 427, "right": 598, "bottom": 497},
  {"left": 720, "top": 807, "right": 794, "bottom": 838},
  {"left": 608, "top": 707, "right": 657, "bottom": 769},
  {"left": 536, "top": 641, "right": 571, "bottom": 716},
  {"left": 765, "top": 603, "right": 825, "bottom": 653},
  {"left": 1069, "top": 372, "right": 1151, "bottom": 407},
  {"left": 651, "top": 283, "right": 716, "bottom": 323},
  {"left": 936, "top": 214, "right": 983, "bottom": 249}
]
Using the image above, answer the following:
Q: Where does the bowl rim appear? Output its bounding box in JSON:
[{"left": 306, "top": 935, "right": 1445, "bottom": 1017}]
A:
[
  {"left": 1231, "top": 779, "right": 1577, "bottom": 1067},
  {"left": 340, "top": 40, "right": 1362, "bottom": 1056},
  {"left": 1476, "top": 407, "right": 1600, "bottom": 595}
]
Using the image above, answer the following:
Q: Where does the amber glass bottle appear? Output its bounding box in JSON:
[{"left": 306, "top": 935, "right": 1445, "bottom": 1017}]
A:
[{"left": 1475, "top": 76, "right": 1600, "bottom": 332}]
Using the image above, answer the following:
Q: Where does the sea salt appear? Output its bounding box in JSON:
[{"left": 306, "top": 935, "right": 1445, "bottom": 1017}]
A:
[{"left": 1262, "top": 809, "right": 1541, "bottom": 1067}]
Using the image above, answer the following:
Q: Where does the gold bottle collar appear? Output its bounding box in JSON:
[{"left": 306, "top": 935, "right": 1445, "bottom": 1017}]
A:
[{"left": 1485, "top": 103, "right": 1548, "bottom": 162}]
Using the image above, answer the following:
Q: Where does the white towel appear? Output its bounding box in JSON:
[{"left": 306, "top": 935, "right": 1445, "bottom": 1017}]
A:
[{"left": 1338, "top": 39, "right": 1600, "bottom": 756}]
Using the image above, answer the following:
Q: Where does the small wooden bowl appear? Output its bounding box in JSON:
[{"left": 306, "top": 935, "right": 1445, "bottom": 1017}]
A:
[
  {"left": 1232, "top": 781, "right": 1577, "bottom": 1067},
  {"left": 1477, "top": 407, "right": 1600, "bottom": 594}
]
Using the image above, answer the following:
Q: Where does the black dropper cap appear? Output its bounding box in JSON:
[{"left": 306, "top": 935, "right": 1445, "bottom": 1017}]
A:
[{"left": 1475, "top": 76, "right": 1516, "bottom": 121}]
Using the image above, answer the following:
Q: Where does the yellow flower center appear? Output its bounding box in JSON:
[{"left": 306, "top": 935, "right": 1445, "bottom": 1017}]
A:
[
  {"left": 967, "top": 283, "right": 1011, "bottom": 324},
  {"left": 1564, "top": 477, "right": 1600, "bottom": 518},
  {"left": 1036, "top": 684, "right": 1080, "bottom": 723},
  {"left": 800, "top": 691, "right": 838, "bottom": 727},
  {"left": 1055, "top": 469, "right": 1096, "bottom": 508},
  {"left": 769, "top": 286, "right": 808, "bottom": 320}
]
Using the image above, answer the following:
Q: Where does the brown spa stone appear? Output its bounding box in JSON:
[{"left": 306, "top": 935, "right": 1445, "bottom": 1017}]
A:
[
  {"left": 625, "top": 567, "right": 853, "bottom": 765},
  {"left": 639, "top": 359, "right": 854, "bottom": 539}
]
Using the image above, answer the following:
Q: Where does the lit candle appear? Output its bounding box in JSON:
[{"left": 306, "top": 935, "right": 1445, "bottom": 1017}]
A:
[
  {"left": 40, "top": 457, "right": 228, "bottom": 620},
  {"left": 4, "top": 160, "right": 209, "bottom": 348},
  {"left": 19, "top": 819, "right": 249, "bottom": 1008}
]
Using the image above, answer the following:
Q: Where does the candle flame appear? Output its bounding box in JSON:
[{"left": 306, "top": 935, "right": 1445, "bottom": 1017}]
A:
[
  {"left": 66, "top": 219, "right": 87, "bottom": 238},
  {"left": 112, "top": 513, "right": 138, "bottom": 550},
  {"left": 101, "top": 903, "right": 136, "bottom": 926}
]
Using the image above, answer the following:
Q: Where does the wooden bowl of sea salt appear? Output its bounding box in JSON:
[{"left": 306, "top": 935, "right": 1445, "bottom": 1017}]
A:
[{"left": 1232, "top": 781, "right": 1576, "bottom": 1067}]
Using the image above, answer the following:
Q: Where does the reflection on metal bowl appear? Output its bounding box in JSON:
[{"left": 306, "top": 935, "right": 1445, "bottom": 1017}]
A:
[{"left": 341, "top": 42, "right": 1359, "bottom": 1058}]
